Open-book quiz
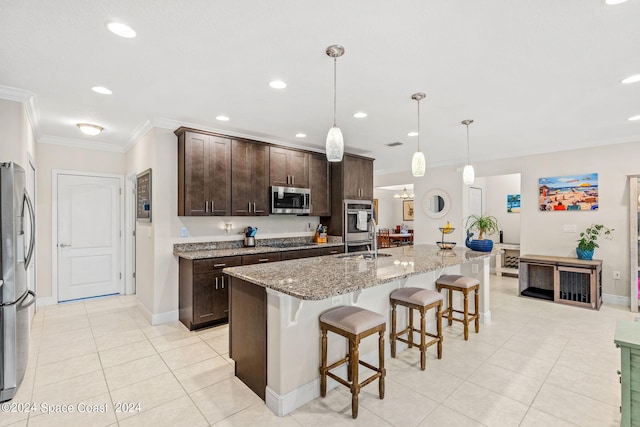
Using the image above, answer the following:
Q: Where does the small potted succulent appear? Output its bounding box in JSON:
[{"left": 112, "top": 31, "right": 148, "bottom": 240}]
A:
[
  {"left": 464, "top": 214, "right": 499, "bottom": 252},
  {"left": 576, "top": 224, "right": 613, "bottom": 260}
]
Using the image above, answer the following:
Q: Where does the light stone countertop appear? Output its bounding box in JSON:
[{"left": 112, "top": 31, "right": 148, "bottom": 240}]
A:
[
  {"left": 223, "top": 244, "right": 492, "bottom": 300},
  {"left": 174, "top": 242, "right": 343, "bottom": 259}
]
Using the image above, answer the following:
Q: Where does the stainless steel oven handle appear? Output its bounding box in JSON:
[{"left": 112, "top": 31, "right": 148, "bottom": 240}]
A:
[{"left": 23, "top": 192, "right": 35, "bottom": 269}]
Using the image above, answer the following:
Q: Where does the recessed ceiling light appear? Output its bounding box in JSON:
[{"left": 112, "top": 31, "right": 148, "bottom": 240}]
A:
[
  {"left": 91, "top": 86, "right": 112, "bottom": 95},
  {"left": 107, "top": 22, "right": 136, "bottom": 38},
  {"left": 216, "top": 115, "right": 230, "bottom": 121},
  {"left": 77, "top": 123, "right": 104, "bottom": 136},
  {"left": 629, "top": 115, "right": 640, "bottom": 121},
  {"left": 269, "top": 80, "right": 287, "bottom": 89},
  {"left": 605, "top": 0, "right": 628, "bottom": 4},
  {"left": 407, "top": 131, "right": 419, "bottom": 137},
  {"left": 622, "top": 74, "right": 640, "bottom": 84},
  {"left": 353, "top": 112, "right": 367, "bottom": 118},
  {"left": 295, "top": 133, "right": 306, "bottom": 138}
]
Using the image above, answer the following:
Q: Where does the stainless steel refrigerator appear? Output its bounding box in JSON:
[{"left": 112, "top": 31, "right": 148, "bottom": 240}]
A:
[{"left": 0, "top": 162, "right": 35, "bottom": 402}]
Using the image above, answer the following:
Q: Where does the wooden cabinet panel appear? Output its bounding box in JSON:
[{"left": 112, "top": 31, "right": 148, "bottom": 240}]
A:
[
  {"left": 242, "top": 252, "right": 282, "bottom": 265},
  {"left": 270, "top": 147, "right": 309, "bottom": 188},
  {"left": 232, "top": 139, "right": 270, "bottom": 216},
  {"left": 177, "top": 130, "right": 231, "bottom": 216},
  {"left": 309, "top": 153, "right": 330, "bottom": 216},
  {"left": 342, "top": 155, "right": 373, "bottom": 200},
  {"left": 193, "top": 272, "right": 218, "bottom": 322},
  {"left": 193, "top": 256, "right": 241, "bottom": 274}
]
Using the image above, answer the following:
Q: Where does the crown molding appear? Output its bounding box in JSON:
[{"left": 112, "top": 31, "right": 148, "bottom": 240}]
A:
[
  {"left": 38, "top": 135, "right": 125, "bottom": 153},
  {"left": 0, "top": 85, "right": 34, "bottom": 102},
  {"left": 124, "top": 119, "right": 153, "bottom": 151},
  {"left": 0, "top": 85, "right": 41, "bottom": 140}
]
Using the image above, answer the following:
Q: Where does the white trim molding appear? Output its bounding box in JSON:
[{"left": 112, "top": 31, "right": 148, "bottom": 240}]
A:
[{"left": 603, "top": 293, "right": 630, "bottom": 307}]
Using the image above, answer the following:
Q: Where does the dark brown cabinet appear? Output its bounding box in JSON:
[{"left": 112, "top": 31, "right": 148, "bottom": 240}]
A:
[
  {"left": 342, "top": 154, "right": 374, "bottom": 200},
  {"left": 177, "top": 130, "right": 231, "bottom": 216},
  {"left": 241, "top": 252, "right": 282, "bottom": 265},
  {"left": 309, "top": 153, "right": 331, "bottom": 216},
  {"left": 232, "top": 139, "right": 270, "bottom": 216},
  {"left": 269, "top": 147, "right": 309, "bottom": 188},
  {"left": 179, "top": 256, "right": 241, "bottom": 330}
]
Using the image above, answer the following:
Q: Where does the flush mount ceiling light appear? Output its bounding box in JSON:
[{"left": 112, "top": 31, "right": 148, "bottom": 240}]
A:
[
  {"left": 605, "top": 0, "right": 628, "bottom": 4},
  {"left": 394, "top": 187, "right": 414, "bottom": 200},
  {"left": 295, "top": 133, "right": 307, "bottom": 138},
  {"left": 76, "top": 123, "right": 104, "bottom": 136},
  {"left": 353, "top": 112, "right": 367, "bottom": 118},
  {"left": 91, "top": 86, "right": 112, "bottom": 95},
  {"left": 410, "top": 93, "right": 426, "bottom": 177},
  {"left": 215, "top": 115, "right": 230, "bottom": 121},
  {"left": 107, "top": 22, "right": 136, "bottom": 38},
  {"left": 325, "top": 45, "right": 345, "bottom": 162},
  {"left": 462, "top": 119, "right": 475, "bottom": 185},
  {"left": 629, "top": 115, "right": 640, "bottom": 121},
  {"left": 622, "top": 74, "right": 640, "bottom": 84},
  {"left": 269, "top": 80, "right": 287, "bottom": 89},
  {"left": 407, "top": 131, "right": 419, "bottom": 137}
]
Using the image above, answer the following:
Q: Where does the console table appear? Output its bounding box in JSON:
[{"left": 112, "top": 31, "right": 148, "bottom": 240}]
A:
[
  {"left": 519, "top": 254, "right": 602, "bottom": 310},
  {"left": 494, "top": 243, "right": 520, "bottom": 277}
]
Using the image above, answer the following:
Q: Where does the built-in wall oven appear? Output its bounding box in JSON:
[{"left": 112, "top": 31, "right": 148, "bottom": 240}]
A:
[{"left": 343, "top": 199, "right": 373, "bottom": 252}]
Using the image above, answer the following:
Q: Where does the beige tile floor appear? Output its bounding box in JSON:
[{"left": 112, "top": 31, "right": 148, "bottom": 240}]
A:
[{"left": 2, "top": 275, "right": 633, "bottom": 426}]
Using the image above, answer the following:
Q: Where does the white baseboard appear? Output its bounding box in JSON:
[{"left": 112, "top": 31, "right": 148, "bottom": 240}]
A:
[
  {"left": 36, "top": 296, "right": 57, "bottom": 308},
  {"left": 603, "top": 293, "right": 630, "bottom": 307},
  {"left": 135, "top": 300, "right": 179, "bottom": 325}
]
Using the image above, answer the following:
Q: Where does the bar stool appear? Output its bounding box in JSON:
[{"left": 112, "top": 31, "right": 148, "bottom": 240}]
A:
[
  {"left": 435, "top": 275, "right": 480, "bottom": 340},
  {"left": 390, "top": 287, "right": 443, "bottom": 370},
  {"left": 319, "top": 306, "right": 386, "bottom": 419}
]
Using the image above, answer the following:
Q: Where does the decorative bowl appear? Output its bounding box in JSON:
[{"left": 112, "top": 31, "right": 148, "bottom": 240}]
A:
[
  {"left": 436, "top": 241, "right": 456, "bottom": 250},
  {"left": 439, "top": 227, "right": 455, "bottom": 235}
]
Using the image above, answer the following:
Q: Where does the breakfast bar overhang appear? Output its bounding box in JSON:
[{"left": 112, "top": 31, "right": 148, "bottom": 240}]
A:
[{"left": 223, "top": 245, "right": 493, "bottom": 416}]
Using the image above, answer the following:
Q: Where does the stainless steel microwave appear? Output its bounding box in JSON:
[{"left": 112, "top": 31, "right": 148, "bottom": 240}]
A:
[{"left": 271, "top": 186, "right": 311, "bottom": 214}]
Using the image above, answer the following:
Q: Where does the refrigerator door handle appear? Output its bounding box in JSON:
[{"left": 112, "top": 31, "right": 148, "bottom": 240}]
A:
[
  {"left": 17, "top": 290, "right": 36, "bottom": 311},
  {"left": 23, "top": 192, "right": 35, "bottom": 269}
]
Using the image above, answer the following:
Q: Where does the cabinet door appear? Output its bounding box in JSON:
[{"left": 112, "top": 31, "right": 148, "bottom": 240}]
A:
[
  {"left": 343, "top": 155, "right": 362, "bottom": 199},
  {"left": 309, "top": 154, "right": 331, "bottom": 216},
  {"left": 182, "top": 132, "right": 208, "bottom": 215},
  {"left": 269, "top": 147, "right": 290, "bottom": 187},
  {"left": 215, "top": 274, "right": 230, "bottom": 320},
  {"left": 193, "top": 272, "right": 218, "bottom": 323},
  {"left": 250, "top": 142, "right": 270, "bottom": 215},
  {"left": 208, "top": 136, "right": 232, "bottom": 215},
  {"left": 287, "top": 150, "right": 309, "bottom": 188},
  {"left": 231, "top": 140, "right": 252, "bottom": 215},
  {"left": 360, "top": 158, "right": 374, "bottom": 200}
]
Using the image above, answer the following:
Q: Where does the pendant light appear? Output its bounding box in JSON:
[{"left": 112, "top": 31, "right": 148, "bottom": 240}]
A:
[
  {"left": 462, "top": 119, "right": 475, "bottom": 185},
  {"left": 325, "top": 45, "right": 345, "bottom": 162},
  {"left": 411, "top": 93, "right": 426, "bottom": 177}
]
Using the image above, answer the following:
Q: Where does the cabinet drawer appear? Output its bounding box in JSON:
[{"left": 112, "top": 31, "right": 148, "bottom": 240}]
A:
[
  {"left": 193, "top": 256, "right": 242, "bottom": 274},
  {"left": 242, "top": 252, "right": 282, "bottom": 265},
  {"left": 280, "top": 248, "right": 319, "bottom": 261},
  {"left": 317, "top": 246, "right": 344, "bottom": 256}
]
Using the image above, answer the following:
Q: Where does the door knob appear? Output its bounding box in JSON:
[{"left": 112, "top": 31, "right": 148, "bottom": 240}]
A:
[{"left": 58, "top": 243, "right": 71, "bottom": 247}]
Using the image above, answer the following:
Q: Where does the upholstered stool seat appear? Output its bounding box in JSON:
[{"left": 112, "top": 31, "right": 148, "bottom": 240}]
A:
[
  {"left": 390, "top": 287, "right": 443, "bottom": 370},
  {"left": 435, "top": 274, "right": 480, "bottom": 340},
  {"left": 319, "top": 306, "right": 386, "bottom": 419}
]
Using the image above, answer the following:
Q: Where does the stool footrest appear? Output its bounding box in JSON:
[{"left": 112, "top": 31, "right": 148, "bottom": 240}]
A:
[{"left": 395, "top": 334, "right": 440, "bottom": 349}]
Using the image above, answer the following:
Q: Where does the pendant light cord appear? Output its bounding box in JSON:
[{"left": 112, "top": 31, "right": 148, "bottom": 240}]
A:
[
  {"left": 417, "top": 99, "right": 421, "bottom": 152},
  {"left": 466, "top": 123, "right": 470, "bottom": 165},
  {"left": 333, "top": 57, "right": 337, "bottom": 127}
]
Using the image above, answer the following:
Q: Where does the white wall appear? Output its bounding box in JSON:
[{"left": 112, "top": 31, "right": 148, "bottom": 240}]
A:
[
  {"left": 395, "top": 140, "right": 639, "bottom": 302},
  {"left": 0, "top": 99, "right": 35, "bottom": 168},
  {"left": 373, "top": 188, "right": 413, "bottom": 231},
  {"left": 35, "top": 143, "right": 126, "bottom": 301},
  {"left": 483, "top": 173, "right": 522, "bottom": 244}
]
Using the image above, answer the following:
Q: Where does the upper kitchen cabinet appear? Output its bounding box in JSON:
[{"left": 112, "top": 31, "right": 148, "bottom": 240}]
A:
[
  {"left": 337, "top": 154, "right": 374, "bottom": 201},
  {"left": 309, "top": 153, "right": 331, "bottom": 216},
  {"left": 269, "top": 147, "right": 309, "bottom": 188},
  {"left": 231, "top": 139, "right": 270, "bottom": 216},
  {"left": 176, "top": 129, "right": 231, "bottom": 216}
]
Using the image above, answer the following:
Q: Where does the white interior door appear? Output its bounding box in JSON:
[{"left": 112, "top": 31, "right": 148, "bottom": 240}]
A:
[{"left": 57, "top": 174, "right": 122, "bottom": 302}]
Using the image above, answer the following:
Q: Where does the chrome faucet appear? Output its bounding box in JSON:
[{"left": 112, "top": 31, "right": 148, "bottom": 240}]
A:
[{"left": 367, "top": 218, "right": 378, "bottom": 258}]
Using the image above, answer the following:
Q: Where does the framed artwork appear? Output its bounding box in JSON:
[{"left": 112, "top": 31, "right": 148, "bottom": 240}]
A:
[
  {"left": 403, "top": 200, "right": 414, "bottom": 221},
  {"left": 507, "top": 194, "right": 521, "bottom": 213},
  {"left": 136, "top": 168, "right": 152, "bottom": 222},
  {"left": 373, "top": 198, "right": 379, "bottom": 225},
  {"left": 539, "top": 173, "right": 598, "bottom": 211}
]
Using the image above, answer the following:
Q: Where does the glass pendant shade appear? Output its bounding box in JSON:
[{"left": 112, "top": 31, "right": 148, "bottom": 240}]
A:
[
  {"left": 326, "top": 126, "right": 344, "bottom": 162},
  {"left": 463, "top": 164, "right": 475, "bottom": 185},
  {"left": 412, "top": 151, "right": 426, "bottom": 177}
]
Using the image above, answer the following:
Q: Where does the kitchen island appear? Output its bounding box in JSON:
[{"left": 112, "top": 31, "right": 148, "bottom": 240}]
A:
[{"left": 223, "top": 244, "right": 492, "bottom": 416}]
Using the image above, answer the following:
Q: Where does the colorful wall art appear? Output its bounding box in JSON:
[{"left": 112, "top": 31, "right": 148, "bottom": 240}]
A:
[
  {"left": 507, "top": 194, "right": 521, "bottom": 213},
  {"left": 539, "top": 173, "right": 598, "bottom": 211}
]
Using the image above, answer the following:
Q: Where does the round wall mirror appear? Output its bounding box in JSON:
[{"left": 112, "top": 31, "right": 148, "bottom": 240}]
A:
[{"left": 422, "top": 189, "right": 451, "bottom": 219}]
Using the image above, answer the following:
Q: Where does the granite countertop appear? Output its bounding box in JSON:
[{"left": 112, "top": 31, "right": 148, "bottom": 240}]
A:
[
  {"left": 223, "top": 244, "right": 492, "bottom": 300},
  {"left": 174, "top": 241, "right": 344, "bottom": 259}
]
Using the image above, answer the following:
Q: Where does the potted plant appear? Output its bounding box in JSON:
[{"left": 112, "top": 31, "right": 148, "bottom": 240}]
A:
[
  {"left": 576, "top": 224, "right": 613, "bottom": 260},
  {"left": 464, "top": 214, "right": 500, "bottom": 252}
]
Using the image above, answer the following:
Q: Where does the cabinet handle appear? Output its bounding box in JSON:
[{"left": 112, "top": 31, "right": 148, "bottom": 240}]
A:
[
  {"left": 258, "top": 258, "right": 270, "bottom": 262},
  {"left": 205, "top": 201, "right": 209, "bottom": 213},
  {"left": 215, "top": 277, "right": 218, "bottom": 290},
  {"left": 200, "top": 313, "right": 214, "bottom": 318},
  {"left": 329, "top": 250, "right": 338, "bottom": 254},
  {"left": 213, "top": 263, "right": 226, "bottom": 268},
  {"left": 292, "top": 175, "right": 295, "bottom": 185},
  {"left": 248, "top": 202, "right": 252, "bottom": 213},
  {"left": 221, "top": 276, "right": 225, "bottom": 289},
  {"left": 211, "top": 201, "right": 215, "bottom": 212}
]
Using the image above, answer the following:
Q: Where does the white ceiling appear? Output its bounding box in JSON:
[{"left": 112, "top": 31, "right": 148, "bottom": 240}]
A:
[{"left": 1, "top": 1, "right": 639, "bottom": 174}]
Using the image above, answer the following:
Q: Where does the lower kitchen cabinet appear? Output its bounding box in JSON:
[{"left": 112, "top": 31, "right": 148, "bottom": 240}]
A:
[
  {"left": 615, "top": 320, "right": 640, "bottom": 426},
  {"left": 179, "top": 256, "right": 241, "bottom": 330}
]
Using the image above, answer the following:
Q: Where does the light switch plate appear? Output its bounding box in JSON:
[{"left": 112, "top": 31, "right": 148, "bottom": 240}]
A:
[
  {"left": 180, "top": 227, "right": 188, "bottom": 237},
  {"left": 563, "top": 225, "right": 577, "bottom": 233}
]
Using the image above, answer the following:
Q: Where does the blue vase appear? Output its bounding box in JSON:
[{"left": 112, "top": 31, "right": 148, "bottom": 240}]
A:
[
  {"left": 465, "top": 232, "right": 494, "bottom": 252},
  {"left": 576, "top": 248, "right": 594, "bottom": 260}
]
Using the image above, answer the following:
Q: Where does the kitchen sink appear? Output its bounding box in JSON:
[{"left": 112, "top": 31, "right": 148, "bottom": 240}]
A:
[{"left": 335, "top": 252, "right": 392, "bottom": 260}]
